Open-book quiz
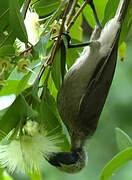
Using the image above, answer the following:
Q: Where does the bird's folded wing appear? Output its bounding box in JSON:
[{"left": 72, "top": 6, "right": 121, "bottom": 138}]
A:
[{"left": 78, "top": 39, "right": 119, "bottom": 137}]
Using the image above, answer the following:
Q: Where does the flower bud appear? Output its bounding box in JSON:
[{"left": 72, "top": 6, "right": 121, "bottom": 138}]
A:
[{"left": 17, "top": 58, "right": 30, "bottom": 73}]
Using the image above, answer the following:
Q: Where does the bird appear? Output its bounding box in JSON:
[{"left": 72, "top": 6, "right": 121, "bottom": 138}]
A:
[{"left": 47, "top": 0, "right": 130, "bottom": 173}]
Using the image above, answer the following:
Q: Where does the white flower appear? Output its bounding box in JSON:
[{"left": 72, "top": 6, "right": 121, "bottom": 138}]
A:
[
  {"left": 25, "top": 11, "right": 40, "bottom": 45},
  {"left": 0, "top": 120, "right": 62, "bottom": 174}
]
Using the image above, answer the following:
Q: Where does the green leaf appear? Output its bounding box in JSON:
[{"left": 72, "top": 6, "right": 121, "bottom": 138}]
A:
[
  {"left": 31, "top": 0, "right": 38, "bottom": 4},
  {"left": 100, "top": 147, "right": 132, "bottom": 180},
  {"left": 0, "top": 95, "right": 29, "bottom": 137},
  {"left": 34, "top": 0, "right": 61, "bottom": 16},
  {"left": 20, "top": 95, "right": 37, "bottom": 119},
  {"left": 38, "top": 87, "right": 62, "bottom": 131},
  {"left": 0, "top": 30, "right": 16, "bottom": 47},
  {"left": 80, "top": 0, "right": 108, "bottom": 28},
  {"left": 70, "top": 10, "right": 83, "bottom": 41},
  {"left": 47, "top": 74, "right": 58, "bottom": 98},
  {"left": 0, "top": 1, "right": 9, "bottom": 33},
  {"left": 0, "top": 168, "right": 4, "bottom": 180},
  {"left": 16, "top": 72, "right": 32, "bottom": 95},
  {"left": 0, "top": 109, "right": 8, "bottom": 119},
  {"left": 28, "top": 65, "right": 42, "bottom": 85},
  {"left": 0, "top": 94, "right": 16, "bottom": 110},
  {"left": 34, "top": 32, "right": 51, "bottom": 58},
  {"left": 9, "top": 0, "right": 28, "bottom": 42},
  {"left": 8, "top": 67, "right": 25, "bottom": 81},
  {"left": 0, "top": 45, "right": 15, "bottom": 57},
  {"left": 118, "top": 41, "right": 126, "bottom": 61},
  {"left": 8, "top": 61, "right": 41, "bottom": 83},
  {"left": 119, "top": 1, "right": 132, "bottom": 44},
  {"left": 19, "top": 0, "right": 27, "bottom": 9},
  {"left": 115, "top": 127, "right": 132, "bottom": 151},
  {"left": 32, "top": 77, "right": 40, "bottom": 101},
  {"left": 102, "top": 0, "right": 119, "bottom": 25},
  {"left": 38, "top": 87, "right": 69, "bottom": 150},
  {"left": 3, "top": 171, "right": 13, "bottom": 180},
  {"left": 0, "top": 80, "right": 19, "bottom": 96},
  {"left": 0, "top": 169, "right": 12, "bottom": 180},
  {"left": 27, "top": 170, "right": 42, "bottom": 180},
  {"left": 43, "top": 0, "right": 67, "bottom": 32},
  {"left": 51, "top": 47, "right": 62, "bottom": 90}
]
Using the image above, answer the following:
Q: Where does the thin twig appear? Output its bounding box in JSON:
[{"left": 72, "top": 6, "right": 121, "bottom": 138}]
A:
[
  {"left": 18, "top": 46, "right": 33, "bottom": 56},
  {"left": 38, "top": 65, "right": 46, "bottom": 81},
  {"left": 48, "top": 0, "right": 73, "bottom": 65},
  {"left": 67, "top": 0, "right": 90, "bottom": 32},
  {"left": 66, "top": 0, "right": 78, "bottom": 25},
  {"left": 24, "top": 0, "right": 31, "bottom": 19}
]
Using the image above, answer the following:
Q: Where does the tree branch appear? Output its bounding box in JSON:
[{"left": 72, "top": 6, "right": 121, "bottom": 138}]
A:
[{"left": 66, "top": 0, "right": 90, "bottom": 32}]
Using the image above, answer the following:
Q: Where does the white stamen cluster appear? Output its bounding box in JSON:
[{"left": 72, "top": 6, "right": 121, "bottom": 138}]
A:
[{"left": 0, "top": 120, "right": 62, "bottom": 174}]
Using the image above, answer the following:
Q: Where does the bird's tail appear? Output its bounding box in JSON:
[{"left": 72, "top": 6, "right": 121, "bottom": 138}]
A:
[
  {"left": 115, "top": 0, "right": 130, "bottom": 23},
  {"left": 99, "top": 0, "right": 130, "bottom": 56}
]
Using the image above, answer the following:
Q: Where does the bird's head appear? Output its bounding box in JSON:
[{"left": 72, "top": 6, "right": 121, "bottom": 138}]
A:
[{"left": 47, "top": 148, "right": 88, "bottom": 173}]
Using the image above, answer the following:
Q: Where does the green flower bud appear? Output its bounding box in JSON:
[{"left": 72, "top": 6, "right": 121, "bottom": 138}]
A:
[
  {"left": 50, "top": 20, "right": 60, "bottom": 38},
  {"left": 17, "top": 58, "right": 30, "bottom": 73},
  {"left": 0, "top": 59, "right": 12, "bottom": 72}
]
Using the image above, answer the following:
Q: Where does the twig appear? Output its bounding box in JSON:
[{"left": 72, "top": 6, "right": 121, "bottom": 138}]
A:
[
  {"left": 24, "top": 0, "right": 31, "bottom": 19},
  {"left": 66, "top": 0, "right": 90, "bottom": 32},
  {"left": 66, "top": 0, "right": 78, "bottom": 25},
  {"left": 48, "top": 0, "right": 73, "bottom": 65},
  {"left": 18, "top": 45, "right": 33, "bottom": 56}
]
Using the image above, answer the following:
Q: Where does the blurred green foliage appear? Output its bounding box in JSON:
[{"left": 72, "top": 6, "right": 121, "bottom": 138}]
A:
[{"left": 0, "top": 0, "right": 132, "bottom": 179}]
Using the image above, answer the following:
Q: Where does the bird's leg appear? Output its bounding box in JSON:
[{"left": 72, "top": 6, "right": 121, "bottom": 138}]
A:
[
  {"left": 62, "top": 33, "right": 92, "bottom": 49},
  {"left": 62, "top": 26, "right": 101, "bottom": 49},
  {"left": 88, "top": 0, "right": 102, "bottom": 29},
  {"left": 61, "top": 0, "right": 102, "bottom": 49}
]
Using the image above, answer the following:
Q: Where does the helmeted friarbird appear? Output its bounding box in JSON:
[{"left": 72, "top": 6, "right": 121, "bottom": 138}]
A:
[{"left": 47, "top": 0, "right": 130, "bottom": 173}]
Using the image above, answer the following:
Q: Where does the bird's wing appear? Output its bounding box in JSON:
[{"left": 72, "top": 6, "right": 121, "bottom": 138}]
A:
[{"left": 78, "top": 38, "right": 119, "bottom": 137}]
